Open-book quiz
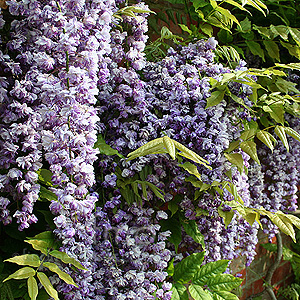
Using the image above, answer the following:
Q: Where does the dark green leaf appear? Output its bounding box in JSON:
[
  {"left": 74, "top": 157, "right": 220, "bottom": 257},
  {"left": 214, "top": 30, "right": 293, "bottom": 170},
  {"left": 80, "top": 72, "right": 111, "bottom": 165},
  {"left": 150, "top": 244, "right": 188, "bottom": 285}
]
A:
[
  {"left": 94, "top": 135, "right": 124, "bottom": 158},
  {"left": 182, "top": 219, "right": 205, "bottom": 249},
  {"left": 173, "top": 252, "right": 205, "bottom": 283},
  {"left": 263, "top": 40, "right": 279, "bottom": 61},
  {"left": 246, "top": 41, "right": 265, "bottom": 61},
  {"left": 37, "top": 169, "right": 53, "bottom": 186},
  {"left": 207, "top": 274, "right": 243, "bottom": 291},
  {"left": 171, "top": 283, "right": 189, "bottom": 300},
  {"left": 193, "top": 260, "right": 229, "bottom": 285},
  {"left": 39, "top": 186, "right": 57, "bottom": 202}
]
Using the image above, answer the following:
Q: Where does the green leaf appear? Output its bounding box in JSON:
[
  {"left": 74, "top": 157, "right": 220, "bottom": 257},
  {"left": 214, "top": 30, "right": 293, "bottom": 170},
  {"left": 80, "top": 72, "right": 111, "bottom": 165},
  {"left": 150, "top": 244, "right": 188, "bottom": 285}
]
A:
[
  {"left": 37, "top": 169, "right": 53, "bottom": 186},
  {"left": 160, "top": 215, "right": 182, "bottom": 253},
  {"left": 173, "top": 252, "right": 205, "bottom": 283},
  {"left": 182, "top": 219, "right": 205, "bottom": 249},
  {"left": 206, "top": 90, "right": 225, "bottom": 108},
  {"left": 39, "top": 186, "right": 57, "bottom": 202},
  {"left": 289, "top": 28, "right": 300, "bottom": 46},
  {"left": 261, "top": 210, "right": 296, "bottom": 242},
  {"left": 224, "top": 140, "right": 240, "bottom": 153},
  {"left": 3, "top": 267, "right": 36, "bottom": 282},
  {"left": 27, "top": 277, "right": 38, "bottom": 300},
  {"left": 246, "top": 41, "right": 265, "bottom": 61},
  {"left": 268, "top": 103, "right": 284, "bottom": 125},
  {"left": 49, "top": 250, "right": 86, "bottom": 270},
  {"left": 4, "top": 255, "right": 41, "bottom": 268},
  {"left": 237, "top": 17, "right": 251, "bottom": 33},
  {"left": 206, "top": 274, "right": 243, "bottom": 291},
  {"left": 263, "top": 40, "right": 279, "bottom": 61},
  {"left": 218, "top": 208, "right": 234, "bottom": 228},
  {"left": 189, "top": 284, "right": 214, "bottom": 300},
  {"left": 285, "top": 127, "right": 300, "bottom": 143},
  {"left": 256, "top": 130, "right": 276, "bottom": 152},
  {"left": 270, "top": 25, "right": 289, "bottom": 40},
  {"left": 280, "top": 41, "right": 300, "bottom": 60},
  {"left": 24, "top": 241, "right": 48, "bottom": 255},
  {"left": 94, "top": 135, "right": 124, "bottom": 158},
  {"left": 274, "top": 126, "right": 289, "bottom": 151},
  {"left": 193, "top": 260, "right": 229, "bottom": 285},
  {"left": 171, "top": 283, "right": 189, "bottom": 300},
  {"left": 167, "top": 259, "right": 175, "bottom": 277},
  {"left": 240, "top": 128, "right": 257, "bottom": 141},
  {"left": 43, "top": 262, "right": 78, "bottom": 287},
  {"left": 240, "top": 141, "right": 260, "bottom": 164},
  {"left": 253, "top": 25, "right": 271, "bottom": 39},
  {"left": 178, "top": 24, "right": 192, "bottom": 35},
  {"left": 179, "top": 162, "right": 202, "bottom": 179},
  {"left": 163, "top": 136, "right": 176, "bottom": 160},
  {"left": 168, "top": 202, "right": 178, "bottom": 217},
  {"left": 37, "top": 272, "right": 59, "bottom": 300},
  {"left": 213, "top": 290, "right": 240, "bottom": 300},
  {"left": 224, "top": 153, "right": 244, "bottom": 172}
]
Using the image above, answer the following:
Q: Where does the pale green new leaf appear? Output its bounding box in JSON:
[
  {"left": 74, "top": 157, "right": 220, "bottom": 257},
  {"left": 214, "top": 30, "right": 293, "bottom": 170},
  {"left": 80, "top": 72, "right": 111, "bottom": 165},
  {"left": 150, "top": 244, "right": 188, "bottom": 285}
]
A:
[
  {"left": 173, "top": 140, "right": 211, "bottom": 168},
  {"left": 3, "top": 267, "right": 36, "bottom": 282},
  {"left": 242, "top": 0, "right": 267, "bottom": 16},
  {"left": 224, "top": 153, "right": 244, "bottom": 172},
  {"left": 285, "top": 127, "right": 300, "bottom": 143},
  {"left": 43, "top": 262, "right": 78, "bottom": 287},
  {"left": 127, "top": 137, "right": 166, "bottom": 161},
  {"left": 256, "top": 130, "right": 275, "bottom": 152},
  {"left": 274, "top": 126, "right": 289, "bottom": 152},
  {"left": 179, "top": 162, "right": 202, "bottom": 179},
  {"left": 218, "top": 208, "right": 234, "bottom": 228},
  {"left": 213, "top": 290, "right": 240, "bottom": 300},
  {"left": 206, "top": 90, "right": 226, "bottom": 108},
  {"left": 27, "top": 276, "right": 38, "bottom": 300},
  {"left": 215, "top": 7, "right": 240, "bottom": 26},
  {"left": 24, "top": 240, "right": 48, "bottom": 255},
  {"left": 262, "top": 211, "right": 296, "bottom": 242},
  {"left": 193, "top": 260, "right": 229, "bottom": 285},
  {"left": 240, "top": 128, "right": 257, "bottom": 141},
  {"left": 37, "top": 272, "right": 59, "bottom": 300},
  {"left": 173, "top": 252, "right": 205, "bottom": 283},
  {"left": 206, "top": 274, "right": 243, "bottom": 291},
  {"left": 240, "top": 141, "right": 260, "bottom": 164},
  {"left": 4, "top": 254, "right": 41, "bottom": 268},
  {"left": 225, "top": 140, "right": 240, "bottom": 153},
  {"left": 276, "top": 212, "right": 300, "bottom": 229},
  {"left": 189, "top": 284, "right": 214, "bottom": 300},
  {"left": 223, "top": 0, "right": 250, "bottom": 13},
  {"left": 49, "top": 250, "right": 86, "bottom": 270}
]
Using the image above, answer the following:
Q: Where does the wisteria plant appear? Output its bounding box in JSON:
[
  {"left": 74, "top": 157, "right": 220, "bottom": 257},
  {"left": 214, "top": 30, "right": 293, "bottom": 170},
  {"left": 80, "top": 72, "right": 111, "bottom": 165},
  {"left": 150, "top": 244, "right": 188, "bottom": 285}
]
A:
[{"left": 1, "top": 0, "right": 300, "bottom": 300}]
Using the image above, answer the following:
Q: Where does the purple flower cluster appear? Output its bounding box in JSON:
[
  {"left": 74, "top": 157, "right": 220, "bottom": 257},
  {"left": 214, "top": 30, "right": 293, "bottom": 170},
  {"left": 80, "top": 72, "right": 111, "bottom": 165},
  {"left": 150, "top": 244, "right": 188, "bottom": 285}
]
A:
[{"left": 93, "top": 196, "right": 172, "bottom": 299}]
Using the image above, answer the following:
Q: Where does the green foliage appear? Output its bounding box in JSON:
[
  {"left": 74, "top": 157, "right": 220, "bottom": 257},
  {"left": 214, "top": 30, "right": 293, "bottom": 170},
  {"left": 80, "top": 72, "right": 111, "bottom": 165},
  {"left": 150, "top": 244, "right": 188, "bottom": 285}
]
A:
[
  {"left": 2, "top": 231, "right": 85, "bottom": 300},
  {"left": 127, "top": 136, "right": 211, "bottom": 170},
  {"left": 170, "top": 253, "right": 242, "bottom": 300}
]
